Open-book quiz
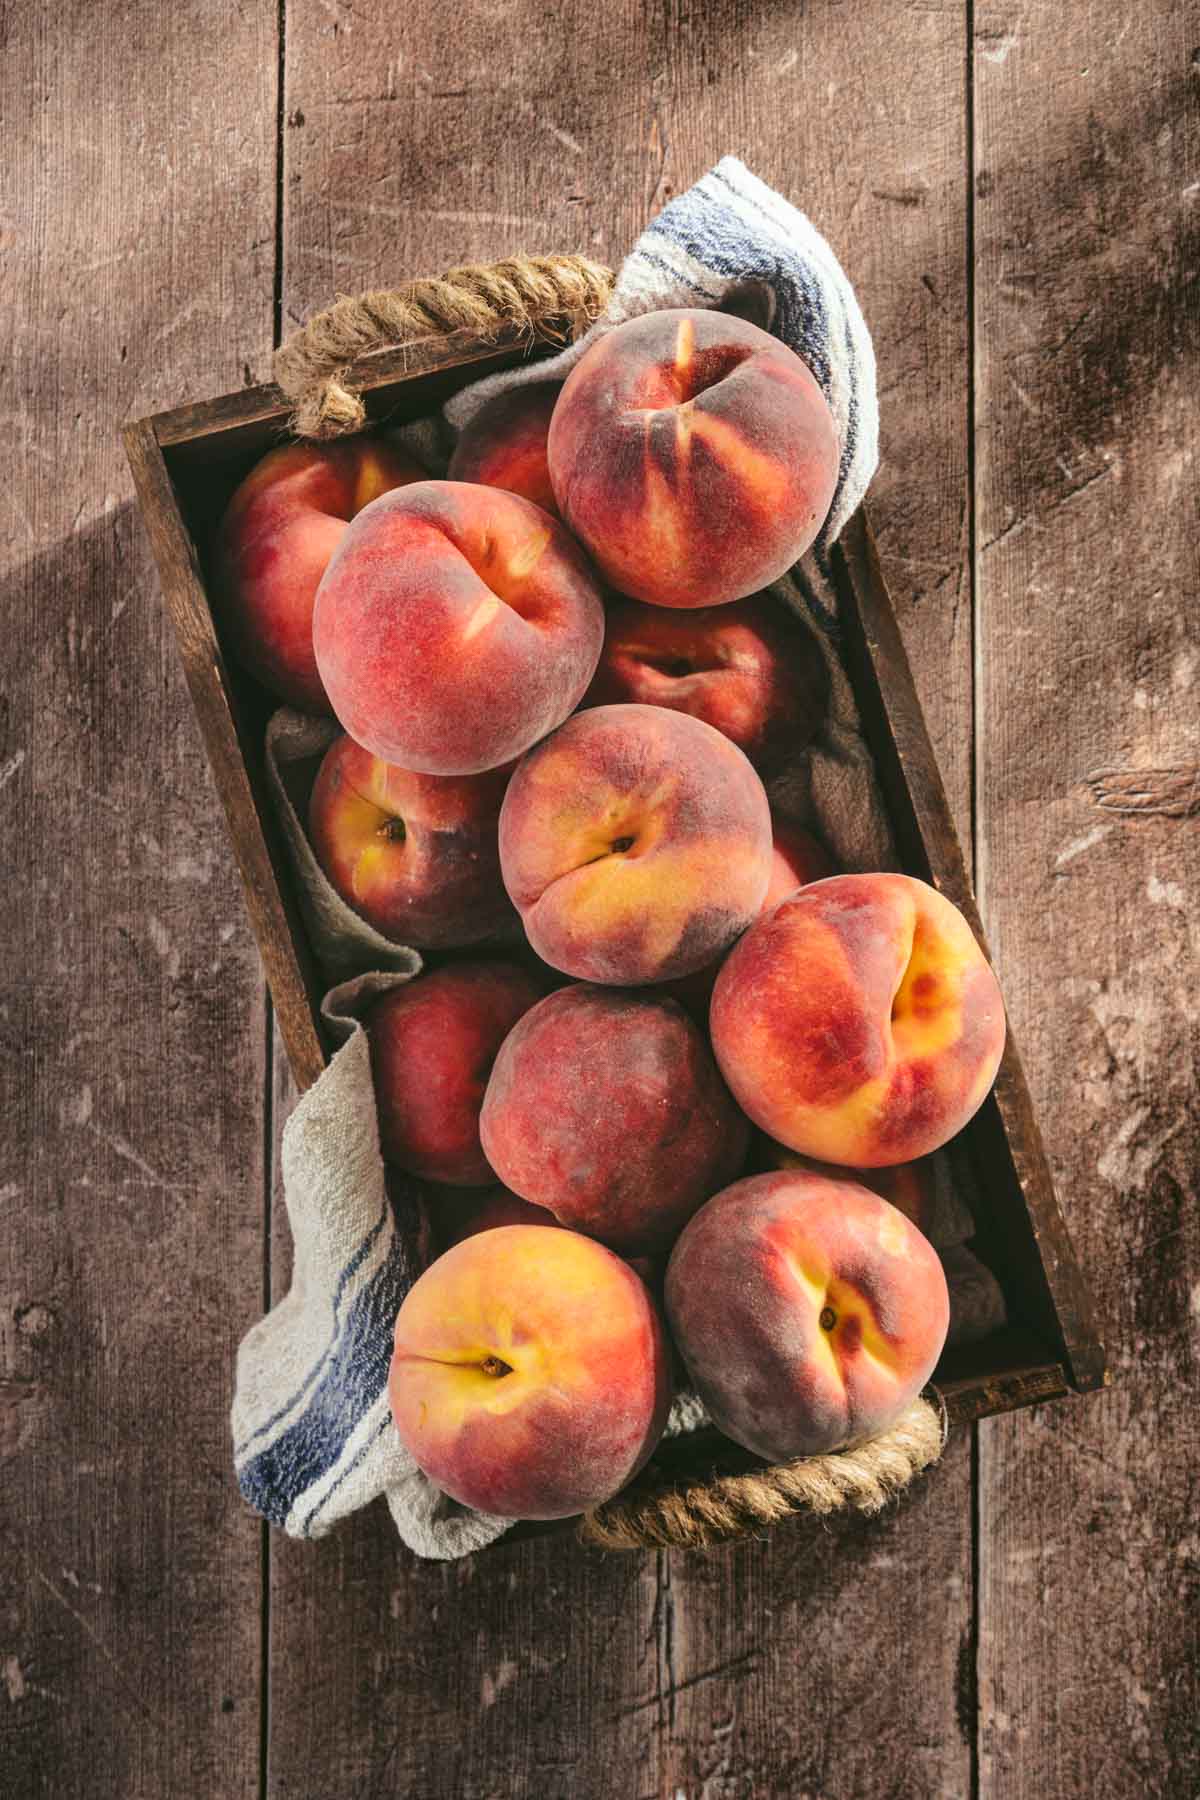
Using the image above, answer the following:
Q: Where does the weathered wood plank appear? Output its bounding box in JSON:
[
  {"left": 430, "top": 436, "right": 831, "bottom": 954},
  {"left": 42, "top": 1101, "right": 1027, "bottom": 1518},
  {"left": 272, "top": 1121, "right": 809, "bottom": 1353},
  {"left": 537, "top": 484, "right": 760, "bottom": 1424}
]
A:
[
  {"left": 267, "top": 4, "right": 975, "bottom": 1797},
  {"left": 973, "top": 6, "right": 1199, "bottom": 1796},
  {"left": 0, "top": 4, "right": 278, "bottom": 1795}
]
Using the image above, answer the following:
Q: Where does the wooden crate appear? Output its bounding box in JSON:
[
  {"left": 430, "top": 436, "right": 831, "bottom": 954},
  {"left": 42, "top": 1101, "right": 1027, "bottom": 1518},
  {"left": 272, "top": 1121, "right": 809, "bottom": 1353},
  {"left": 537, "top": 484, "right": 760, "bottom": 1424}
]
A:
[{"left": 123, "top": 327, "right": 1107, "bottom": 1439}]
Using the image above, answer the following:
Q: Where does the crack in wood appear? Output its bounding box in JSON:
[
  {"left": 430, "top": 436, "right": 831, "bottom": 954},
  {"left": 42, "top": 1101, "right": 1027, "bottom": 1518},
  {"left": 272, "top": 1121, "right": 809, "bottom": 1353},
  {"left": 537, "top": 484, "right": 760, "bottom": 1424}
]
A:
[{"left": 1084, "top": 766, "right": 1200, "bottom": 818}]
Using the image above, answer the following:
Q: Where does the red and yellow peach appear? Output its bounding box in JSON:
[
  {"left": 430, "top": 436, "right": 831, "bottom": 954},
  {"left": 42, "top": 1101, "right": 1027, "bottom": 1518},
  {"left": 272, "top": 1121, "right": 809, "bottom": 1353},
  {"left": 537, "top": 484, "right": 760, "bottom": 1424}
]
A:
[
  {"left": 366, "top": 962, "right": 543, "bottom": 1185},
  {"left": 214, "top": 438, "right": 424, "bottom": 711},
  {"left": 547, "top": 308, "right": 840, "bottom": 608},
  {"left": 585, "top": 592, "right": 829, "bottom": 770},
  {"left": 447, "top": 381, "right": 562, "bottom": 516},
  {"left": 665, "top": 1169, "right": 950, "bottom": 1458},
  {"left": 479, "top": 984, "right": 748, "bottom": 1253},
  {"left": 499, "top": 702, "right": 773, "bottom": 985},
  {"left": 308, "top": 733, "right": 514, "bottom": 947},
  {"left": 710, "top": 874, "right": 1006, "bottom": 1166},
  {"left": 389, "top": 1224, "right": 673, "bottom": 1517},
  {"left": 312, "top": 480, "right": 606, "bottom": 774}
]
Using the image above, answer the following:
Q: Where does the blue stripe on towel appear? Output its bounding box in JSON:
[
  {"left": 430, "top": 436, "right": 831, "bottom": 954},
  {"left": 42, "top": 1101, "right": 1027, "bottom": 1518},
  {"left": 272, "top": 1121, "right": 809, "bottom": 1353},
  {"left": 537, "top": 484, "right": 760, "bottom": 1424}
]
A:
[
  {"left": 626, "top": 244, "right": 721, "bottom": 300},
  {"left": 236, "top": 1229, "right": 409, "bottom": 1527},
  {"left": 233, "top": 1190, "right": 392, "bottom": 1459},
  {"left": 298, "top": 1412, "right": 393, "bottom": 1537}
]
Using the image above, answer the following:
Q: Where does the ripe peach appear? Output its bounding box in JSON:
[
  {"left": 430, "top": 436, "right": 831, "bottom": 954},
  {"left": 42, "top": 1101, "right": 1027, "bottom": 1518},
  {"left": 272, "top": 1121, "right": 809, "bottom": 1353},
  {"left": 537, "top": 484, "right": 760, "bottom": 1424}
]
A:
[
  {"left": 312, "top": 480, "right": 605, "bottom": 774},
  {"left": 389, "top": 1225, "right": 672, "bottom": 1518},
  {"left": 665, "top": 1170, "right": 950, "bottom": 1458},
  {"left": 756, "top": 1138, "right": 937, "bottom": 1237},
  {"left": 710, "top": 874, "right": 1006, "bottom": 1166},
  {"left": 308, "top": 733, "right": 514, "bottom": 947},
  {"left": 547, "top": 308, "right": 839, "bottom": 607},
  {"left": 366, "top": 962, "right": 543, "bottom": 1185},
  {"left": 434, "top": 1185, "right": 559, "bottom": 1252},
  {"left": 658, "top": 820, "right": 836, "bottom": 1019},
  {"left": 447, "top": 382, "right": 562, "bottom": 516},
  {"left": 479, "top": 985, "right": 749, "bottom": 1254},
  {"left": 499, "top": 703, "right": 772, "bottom": 985},
  {"left": 584, "top": 593, "right": 829, "bottom": 770},
  {"left": 213, "top": 438, "right": 424, "bottom": 711},
  {"left": 763, "top": 821, "right": 837, "bottom": 909}
]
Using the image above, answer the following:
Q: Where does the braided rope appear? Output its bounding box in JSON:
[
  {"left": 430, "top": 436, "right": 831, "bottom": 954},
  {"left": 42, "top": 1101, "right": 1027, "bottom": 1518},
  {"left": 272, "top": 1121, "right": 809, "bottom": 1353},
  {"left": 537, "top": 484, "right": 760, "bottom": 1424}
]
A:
[
  {"left": 273, "top": 253, "right": 615, "bottom": 439},
  {"left": 579, "top": 1395, "right": 948, "bottom": 1551}
]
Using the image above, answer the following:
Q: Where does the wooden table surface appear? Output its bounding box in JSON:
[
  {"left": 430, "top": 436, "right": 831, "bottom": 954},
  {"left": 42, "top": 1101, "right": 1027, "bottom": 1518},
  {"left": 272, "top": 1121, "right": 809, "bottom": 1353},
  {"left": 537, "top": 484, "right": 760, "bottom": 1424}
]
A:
[{"left": 3, "top": 3, "right": 1197, "bottom": 1795}]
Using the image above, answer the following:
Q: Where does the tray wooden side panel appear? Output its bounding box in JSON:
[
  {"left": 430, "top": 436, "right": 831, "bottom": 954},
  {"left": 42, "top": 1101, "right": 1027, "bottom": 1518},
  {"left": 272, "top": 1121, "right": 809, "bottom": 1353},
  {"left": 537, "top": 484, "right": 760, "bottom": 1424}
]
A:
[
  {"left": 154, "top": 323, "right": 550, "bottom": 464},
  {"left": 832, "top": 511, "right": 1107, "bottom": 1395},
  {"left": 123, "top": 418, "right": 328, "bottom": 1091}
]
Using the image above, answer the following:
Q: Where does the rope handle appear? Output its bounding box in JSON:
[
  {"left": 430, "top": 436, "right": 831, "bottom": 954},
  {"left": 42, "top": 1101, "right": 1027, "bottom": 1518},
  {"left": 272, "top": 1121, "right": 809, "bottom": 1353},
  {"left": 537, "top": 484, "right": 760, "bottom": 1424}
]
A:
[
  {"left": 273, "top": 253, "right": 616, "bottom": 440},
  {"left": 579, "top": 1394, "right": 948, "bottom": 1551}
]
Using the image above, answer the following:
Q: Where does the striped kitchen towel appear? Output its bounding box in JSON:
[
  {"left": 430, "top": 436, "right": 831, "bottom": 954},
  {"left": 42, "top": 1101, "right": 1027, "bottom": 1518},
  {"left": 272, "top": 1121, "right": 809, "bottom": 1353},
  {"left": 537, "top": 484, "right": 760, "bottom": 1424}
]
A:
[
  {"left": 231, "top": 976, "right": 514, "bottom": 1559},
  {"left": 231, "top": 158, "right": 886, "bottom": 1559}
]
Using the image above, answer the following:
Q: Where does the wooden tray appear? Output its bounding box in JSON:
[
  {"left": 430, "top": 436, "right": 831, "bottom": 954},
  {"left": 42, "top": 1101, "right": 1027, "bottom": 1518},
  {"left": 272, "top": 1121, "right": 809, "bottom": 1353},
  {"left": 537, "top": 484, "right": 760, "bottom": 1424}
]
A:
[{"left": 123, "top": 327, "right": 1108, "bottom": 1435}]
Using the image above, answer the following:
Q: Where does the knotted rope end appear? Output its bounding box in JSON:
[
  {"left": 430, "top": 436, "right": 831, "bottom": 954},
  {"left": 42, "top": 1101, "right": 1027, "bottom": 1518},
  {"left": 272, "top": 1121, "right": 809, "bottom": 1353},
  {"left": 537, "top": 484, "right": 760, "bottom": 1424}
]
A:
[
  {"left": 273, "top": 255, "right": 616, "bottom": 441},
  {"left": 579, "top": 1394, "right": 948, "bottom": 1552}
]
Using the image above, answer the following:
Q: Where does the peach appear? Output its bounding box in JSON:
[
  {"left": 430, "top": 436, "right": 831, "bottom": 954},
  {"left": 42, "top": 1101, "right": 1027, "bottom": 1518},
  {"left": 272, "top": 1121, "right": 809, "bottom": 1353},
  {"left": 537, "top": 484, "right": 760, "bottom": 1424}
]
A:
[
  {"left": 763, "top": 821, "right": 837, "bottom": 909},
  {"left": 665, "top": 1170, "right": 950, "bottom": 1458},
  {"left": 658, "top": 820, "right": 836, "bottom": 1018},
  {"left": 499, "top": 703, "right": 772, "bottom": 985},
  {"left": 547, "top": 308, "right": 839, "bottom": 608},
  {"left": 389, "top": 1224, "right": 672, "bottom": 1518},
  {"left": 710, "top": 874, "right": 1006, "bottom": 1166},
  {"left": 434, "top": 1185, "right": 559, "bottom": 1251},
  {"left": 308, "top": 733, "right": 514, "bottom": 947},
  {"left": 447, "top": 382, "right": 562, "bottom": 516},
  {"left": 756, "top": 1138, "right": 937, "bottom": 1238},
  {"left": 585, "top": 593, "right": 829, "bottom": 769},
  {"left": 366, "top": 961, "right": 543, "bottom": 1185},
  {"left": 213, "top": 438, "right": 424, "bottom": 711},
  {"left": 312, "top": 480, "right": 606, "bottom": 774},
  {"left": 479, "top": 985, "right": 749, "bottom": 1254}
]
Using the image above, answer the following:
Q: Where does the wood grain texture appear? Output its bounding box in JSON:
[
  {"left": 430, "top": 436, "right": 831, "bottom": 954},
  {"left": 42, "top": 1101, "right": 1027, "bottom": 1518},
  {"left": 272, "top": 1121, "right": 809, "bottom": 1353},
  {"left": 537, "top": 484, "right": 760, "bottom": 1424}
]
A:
[
  {"left": 973, "top": 6, "right": 1199, "bottom": 1796},
  {"left": 265, "top": 5, "right": 976, "bottom": 1797},
  {"left": 0, "top": 3, "right": 277, "bottom": 1795}
]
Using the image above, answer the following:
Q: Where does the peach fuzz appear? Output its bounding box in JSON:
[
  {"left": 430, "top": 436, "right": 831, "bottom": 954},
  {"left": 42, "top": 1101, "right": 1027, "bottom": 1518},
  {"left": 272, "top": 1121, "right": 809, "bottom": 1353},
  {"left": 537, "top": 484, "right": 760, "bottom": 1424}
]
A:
[
  {"left": 308, "top": 733, "right": 514, "bottom": 948},
  {"left": 213, "top": 438, "right": 424, "bottom": 711},
  {"left": 666, "top": 1171, "right": 949, "bottom": 1458},
  {"left": 479, "top": 985, "right": 749, "bottom": 1254},
  {"left": 447, "top": 381, "right": 562, "bottom": 516},
  {"left": 389, "top": 1225, "right": 672, "bottom": 1518},
  {"left": 366, "top": 962, "right": 543, "bottom": 1186},
  {"left": 585, "top": 593, "right": 829, "bottom": 770},
  {"left": 710, "top": 873, "right": 1006, "bottom": 1167},
  {"left": 547, "top": 308, "right": 839, "bottom": 607},
  {"left": 499, "top": 703, "right": 772, "bottom": 985},
  {"left": 312, "top": 481, "right": 605, "bottom": 774}
]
